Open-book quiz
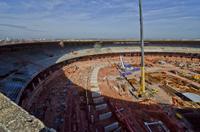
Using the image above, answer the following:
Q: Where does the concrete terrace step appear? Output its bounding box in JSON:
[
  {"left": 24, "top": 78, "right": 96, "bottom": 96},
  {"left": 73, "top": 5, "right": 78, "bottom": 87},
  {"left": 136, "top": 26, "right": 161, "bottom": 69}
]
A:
[
  {"left": 2, "top": 81, "right": 25, "bottom": 101},
  {"left": 90, "top": 65, "right": 106, "bottom": 100},
  {"left": 99, "top": 112, "right": 112, "bottom": 121},
  {"left": 93, "top": 97, "right": 104, "bottom": 104},
  {"left": 104, "top": 122, "right": 119, "bottom": 132},
  {"left": 95, "top": 103, "right": 108, "bottom": 111},
  {"left": 95, "top": 116, "right": 118, "bottom": 132},
  {"left": 96, "top": 108, "right": 111, "bottom": 117},
  {"left": 14, "top": 71, "right": 31, "bottom": 79},
  {"left": 91, "top": 87, "right": 100, "bottom": 92},
  {"left": 92, "top": 91, "right": 101, "bottom": 98}
]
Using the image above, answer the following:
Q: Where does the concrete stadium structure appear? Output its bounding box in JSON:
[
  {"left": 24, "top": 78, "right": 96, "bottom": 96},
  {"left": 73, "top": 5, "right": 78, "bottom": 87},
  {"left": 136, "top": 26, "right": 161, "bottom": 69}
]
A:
[{"left": 0, "top": 40, "right": 200, "bottom": 131}]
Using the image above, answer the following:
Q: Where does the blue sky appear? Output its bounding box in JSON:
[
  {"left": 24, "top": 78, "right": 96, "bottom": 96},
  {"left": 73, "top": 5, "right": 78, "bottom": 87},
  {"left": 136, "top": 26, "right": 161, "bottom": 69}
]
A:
[{"left": 0, "top": 0, "right": 200, "bottom": 39}]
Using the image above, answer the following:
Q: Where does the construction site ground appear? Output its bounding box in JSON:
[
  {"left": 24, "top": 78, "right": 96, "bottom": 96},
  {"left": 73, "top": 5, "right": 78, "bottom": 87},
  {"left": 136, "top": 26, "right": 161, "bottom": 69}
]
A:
[{"left": 21, "top": 55, "right": 200, "bottom": 132}]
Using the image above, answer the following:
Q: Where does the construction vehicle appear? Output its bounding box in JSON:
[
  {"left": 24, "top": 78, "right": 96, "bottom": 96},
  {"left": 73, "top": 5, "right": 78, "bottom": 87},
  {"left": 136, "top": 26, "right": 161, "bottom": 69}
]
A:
[
  {"left": 120, "top": 56, "right": 135, "bottom": 71},
  {"left": 193, "top": 75, "right": 200, "bottom": 81}
]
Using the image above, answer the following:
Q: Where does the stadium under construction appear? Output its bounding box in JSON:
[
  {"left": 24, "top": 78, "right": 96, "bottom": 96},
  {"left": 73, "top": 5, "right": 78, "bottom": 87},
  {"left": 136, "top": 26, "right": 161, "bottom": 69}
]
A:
[{"left": 0, "top": 40, "right": 200, "bottom": 132}]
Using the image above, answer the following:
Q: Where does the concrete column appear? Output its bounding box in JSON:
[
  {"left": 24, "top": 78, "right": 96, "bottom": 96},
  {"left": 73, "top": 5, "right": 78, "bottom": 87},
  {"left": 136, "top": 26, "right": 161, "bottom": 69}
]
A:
[
  {"left": 88, "top": 105, "right": 91, "bottom": 113},
  {"left": 38, "top": 77, "right": 41, "bottom": 83},
  {"left": 32, "top": 83, "right": 36, "bottom": 89}
]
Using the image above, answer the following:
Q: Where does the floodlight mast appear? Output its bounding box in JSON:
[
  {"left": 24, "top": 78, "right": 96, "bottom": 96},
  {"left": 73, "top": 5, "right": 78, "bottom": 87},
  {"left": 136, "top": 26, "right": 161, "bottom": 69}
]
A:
[{"left": 138, "top": 0, "right": 145, "bottom": 96}]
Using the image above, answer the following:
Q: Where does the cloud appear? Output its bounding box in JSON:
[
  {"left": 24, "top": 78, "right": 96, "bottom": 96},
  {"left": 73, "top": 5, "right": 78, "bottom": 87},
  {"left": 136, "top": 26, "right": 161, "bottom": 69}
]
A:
[
  {"left": 0, "top": 24, "right": 27, "bottom": 29},
  {"left": 0, "top": 0, "right": 199, "bottom": 39},
  {"left": 21, "top": 0, "right": 66, "bottom": 11},
  {"left": 0, "top": 1, "right": 9, "bottom": 9},
  {"left": 0, "top": 24, "right": 44, "bottom": 32}
]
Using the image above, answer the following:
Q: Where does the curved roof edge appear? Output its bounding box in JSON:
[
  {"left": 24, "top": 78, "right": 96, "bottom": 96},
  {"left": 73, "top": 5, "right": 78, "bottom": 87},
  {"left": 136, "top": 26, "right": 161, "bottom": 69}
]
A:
[{"left": 0, "top": 40, "right": 200, "bottom": 47}]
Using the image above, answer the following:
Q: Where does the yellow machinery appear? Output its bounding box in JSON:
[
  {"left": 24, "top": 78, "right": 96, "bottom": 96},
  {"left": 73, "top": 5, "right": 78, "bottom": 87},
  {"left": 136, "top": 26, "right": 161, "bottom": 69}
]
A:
[{"left": 193, "top": 75, "right": 200, "bottom": 81}]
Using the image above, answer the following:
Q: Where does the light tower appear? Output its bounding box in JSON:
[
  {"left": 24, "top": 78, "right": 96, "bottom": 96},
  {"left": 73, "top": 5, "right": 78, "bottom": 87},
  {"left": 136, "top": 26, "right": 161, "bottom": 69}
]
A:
[{"left": 138, "top": 0, "right": 145, "bottom": 97}]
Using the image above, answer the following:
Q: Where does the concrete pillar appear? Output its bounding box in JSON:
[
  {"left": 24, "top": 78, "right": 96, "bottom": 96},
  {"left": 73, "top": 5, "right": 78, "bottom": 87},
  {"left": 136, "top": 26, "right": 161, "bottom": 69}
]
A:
[
  {"left": 86, "top": 97, "right": 89, "bottom": 105},
  {"left": 49, "top": 71, "right": 52, "bottom": 75},
  {"left": 32, "top": 83, "right": 36, "bottom": 89},
  {"left": 88, "top": 105, "right": 91, "bottom": 113},
  {"left": 91, "top": 115, "right": 94, "bottom": 124},
  {"left": 38, "top": 77, "right": 41, "bottom": 83}
]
